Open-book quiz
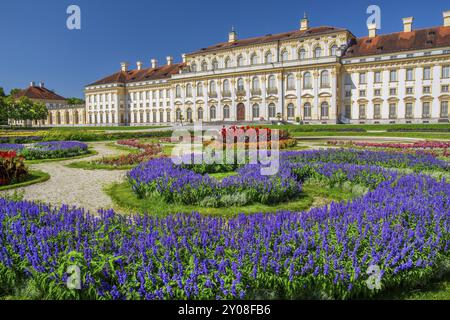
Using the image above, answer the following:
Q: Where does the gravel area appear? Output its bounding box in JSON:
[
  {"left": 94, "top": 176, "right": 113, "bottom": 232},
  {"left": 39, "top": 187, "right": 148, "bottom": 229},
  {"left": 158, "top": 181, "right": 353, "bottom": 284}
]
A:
[{"left": 0, "top": 142, "right": 127, "bottom": 213}]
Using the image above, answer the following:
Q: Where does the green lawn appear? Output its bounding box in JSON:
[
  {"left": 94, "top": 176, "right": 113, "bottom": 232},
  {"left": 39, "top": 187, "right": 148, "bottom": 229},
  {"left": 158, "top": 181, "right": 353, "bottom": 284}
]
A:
[
  {"left": 24, "top": 149, "right": 97, "bottom": 164},
  {"left": 50, "top": 125, "right": 170, "bottom": 131},
  {"left": 105, "top": 180, "right": 358, "bottom": 217}
]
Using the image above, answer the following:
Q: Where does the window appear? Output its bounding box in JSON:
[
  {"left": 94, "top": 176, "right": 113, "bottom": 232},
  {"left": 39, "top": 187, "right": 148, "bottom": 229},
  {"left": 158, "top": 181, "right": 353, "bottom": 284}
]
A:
[
  {"left": 406, "top": 87, "right": 414, "bottom": 95},
  {"left": 374, "top": 71, "right": 382, "bottom": 83},
  {"left": 175, "top": 85, "right": 181, "bottom": 98},
  {"left": 406, "top": 68, "right": 414, "bottom": 81},
  {"left": 443, "top": 66, "right": 450, "bottom": 79},
  {"left": 320, "top": 71, "right": 330, "bottom": 87},
  {"left": 286, "top": 74, "right": 295, "bottom": 90},
  {"left": 359, "top": 73, "right": 367, "bottom": 84},
  {"left": 212, "top": 59, "right": 219, "bottom": 70},
  {"left": 237, "top": 55, "right": 244, "bottom": 67},
  {"left": 374, "top": 104, "right": 381, "bottom": 118},
  {"left": 201, "top": 61, "right": 208, "bottom": 71},
  {"left": 186, "top": 108, "right": 192, "bottom": 121},
  {"left": 441, "top": 101, "right": 449, "bottom": 118},
  {"left": 320, "top": 102, "right": 329, "bottom": 118},
  {"left": 423, "top": 86, "right": 431, "bottom": 94},
  {"left": 345, "top": 105, "right": 351, "bottom": 119},
  {"left": 209, "top": 81, "right": 217, "bottom": 94},
  {"left": 191, "top": 63, "right": 197, "bottom": 72},
  {"left": 303, "top": 72, "right": 312, "bottom": 89},
  {"left": 251, "top": 53, "right": 259, "bottom": 65},
  {"left": 176, "top": 109, "right": 182, "bottom": 121},
  {"left": 389, "top": 103, "right": 397, "bottom": 118},
  {"left": 423, "top": 67, "right": 431, "bottom": 80},
  {"left": 442, "top": 85, "right": 449, "bottom": 93},
  {"left": 287, "top": 104, "right": 295, "bottom": 118},
  {"left": 359, "top": 104, "right": 366, "bottom": 119},
  {"left": 197, "top": 107, "right": 203, "bottom": 121},
  {"left": 237, "top": 78, "right": 244, "bottom": 91},
  {"left": 252, "top": 77, "right": 260, "bottom": 91},
  {"left": 223, "top": 105, "right": 230, "bottom": 119},
  {"left": 268, "top": 103, "right": 276, "bottom": 118},
  {"left": 406, "top": 103, "right": 413, "bottom": 118},
  {"left": 223, "top": 80, "right": 231, "bottom": 94},
  {"left": 268, "top": 75, "right": 276, "bottom": 90},
  {"left": 224, "top": 57, "right": 232, "bottom": 68},
  {"left": 374, "top": 89, "right": 381, "bottom": 96},
  {"left": 298, "top": 48, "right": 307, "bottom": 60},
  {"left": 330, "top": 45, "right": 338, "bottom": 56},
  {"left": 186, "top": 84, "right": 193, "bottom": 97},
  {"left": 265, "top": 52, "right": 273, "bottom": 63},
  {"left": 359, "top": 90, "right": 366, "bottom": 97},
  {"left": 390, "top": 70, "right": 397, "bottom": 82},
  {"left": 197, "top": 83, "right": 204, "bottom": 96},
  {"left": 166, "top": 111, "right": 171, "bottom": 122},
  {"left": 390, "top": 88, "right": 397, "bottom": 96},
  {"left": 252, "top": 104, "right": 260, "bottom": 118},
  {"left": 304, "top": 103, "right": 311, "bottom": 118},
  {"left": 314, "top": 46, "right": 322, "bottom": 58},
  {"left": 210, "top": 106, "right": 216, "bottom": 120},
  {"left": 422, "top": 102, "right": 430, "bottom": 117},
  {"left": 281, "top": 50, "right": 289, "bottom": 62}
]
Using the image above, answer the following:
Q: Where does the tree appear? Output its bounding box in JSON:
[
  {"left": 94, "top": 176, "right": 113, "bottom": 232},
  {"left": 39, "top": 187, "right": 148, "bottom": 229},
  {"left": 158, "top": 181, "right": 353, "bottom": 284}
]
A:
[
  {"left": 0, "top": 96, "right": 7, "bottom": 125},
  {"left": 67, "top": 97, "right": 85, "bottom": 105},
  {"left": 9, "top": 88, "right": 22, "bottom": 97},
  {"left": 32, "top": 102, "right": 48, "bottom": 124},
  {"left": 0, "top": 87, "right": 5, "bottom": 97},
  {"left": 5, "top": 96, "right": 34, "bottom": 126}
]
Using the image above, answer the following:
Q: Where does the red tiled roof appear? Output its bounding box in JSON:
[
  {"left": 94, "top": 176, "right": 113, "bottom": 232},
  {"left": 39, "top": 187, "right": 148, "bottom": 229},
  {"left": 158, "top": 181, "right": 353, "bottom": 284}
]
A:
[
  {"left": 14, "top": 86, "right": 66, "bottom": 101},
  {"left": 343, "top": 26, "right": 450, "bottom": 58},
  {"left": 87, "top": 63, "right": 185, "bottom": 87},
  {"left": 188, "top": 26, "right": 347, "bottom": 55}
]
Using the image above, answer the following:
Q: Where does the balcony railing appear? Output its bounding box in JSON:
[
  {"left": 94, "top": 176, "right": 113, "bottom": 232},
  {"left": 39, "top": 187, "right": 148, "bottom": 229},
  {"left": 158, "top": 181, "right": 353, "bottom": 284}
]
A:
[
  {"left": 251, "top": 88, "right": 262, "bottom": 96},
  {"left": 267, "top": 88, "right": 278, "bottom": 95},
  {"left": 374, "top": 114, "right": 381, "bottom": 119},
  {"left": 405, "top": 113, "right": 414, "bottom": 119},
  {"left": 236, "top": 89, "right": 246, "bottom": 96},
  {"left": 389, "top": 114, "right": 397, "bottom": 119},
  {"left": 422, "top": 114, "right": 431, "bottom": 119},
  {"left": 222, "top": 91, "right": 231, "bottom": 97},
  {"left": 208, "top": 92, "right": 218, "bottom": 98}
]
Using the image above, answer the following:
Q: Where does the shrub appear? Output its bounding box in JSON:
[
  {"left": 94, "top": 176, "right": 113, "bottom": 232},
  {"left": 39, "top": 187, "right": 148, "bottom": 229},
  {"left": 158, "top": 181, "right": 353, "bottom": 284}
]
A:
[{"left": 0, "top": 151, "right": 28, "bottom": 185}]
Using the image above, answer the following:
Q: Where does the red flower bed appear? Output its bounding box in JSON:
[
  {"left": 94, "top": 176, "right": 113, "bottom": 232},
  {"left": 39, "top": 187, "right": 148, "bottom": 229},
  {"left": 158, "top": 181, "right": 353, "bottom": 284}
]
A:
[
  {"left": 98, "top": 140, "right": 164, "bottom": 166},
  {"left": 220, "top": 126, "right": 290, "bottom": 143},
  {"left": 0, "top": 151, "right": 28, "bottom": 186}
]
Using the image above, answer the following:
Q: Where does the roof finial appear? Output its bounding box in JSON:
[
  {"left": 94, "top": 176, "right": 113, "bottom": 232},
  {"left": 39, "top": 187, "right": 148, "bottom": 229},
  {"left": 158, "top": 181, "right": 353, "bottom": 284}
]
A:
[
  {"left": 304, "top": 11, "right": 308, "bottom": 19},
  {"left": 231, "top": 25, "right": 235, "bottom": 32}
]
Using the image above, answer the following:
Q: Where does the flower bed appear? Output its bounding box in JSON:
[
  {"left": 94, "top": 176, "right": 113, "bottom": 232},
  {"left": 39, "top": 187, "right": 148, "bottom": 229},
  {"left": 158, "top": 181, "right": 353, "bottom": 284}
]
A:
[
  {"left": 0, "top": 150, "right": 28, "bottom": 185},
  {"left": 0, "top": 171, "right": 449, "bottom": 300},
  {"left": 18, "top": 141, "right": 89, "bottom": 160},
  {"left": 97, "top": 139, "right": 163, "bottom": 166}
]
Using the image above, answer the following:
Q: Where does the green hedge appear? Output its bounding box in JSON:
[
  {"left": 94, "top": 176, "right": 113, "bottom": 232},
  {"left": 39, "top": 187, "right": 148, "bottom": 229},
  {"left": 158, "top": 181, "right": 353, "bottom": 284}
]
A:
[{"left": 42, "top": 130, "right": 173, "bottom": 142}]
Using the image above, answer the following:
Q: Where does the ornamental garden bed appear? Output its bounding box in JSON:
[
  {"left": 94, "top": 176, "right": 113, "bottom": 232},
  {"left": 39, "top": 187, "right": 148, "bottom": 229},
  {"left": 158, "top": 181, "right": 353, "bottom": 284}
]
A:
[{"left": 0, "top": 141, "right": 90, "bottom": 161}]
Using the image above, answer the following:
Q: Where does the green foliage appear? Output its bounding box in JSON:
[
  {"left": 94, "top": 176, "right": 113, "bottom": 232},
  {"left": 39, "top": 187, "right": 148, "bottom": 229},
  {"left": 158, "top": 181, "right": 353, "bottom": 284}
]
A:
[
  {"left": 42, "top": 130, "right": 172, "bottom": 142},
  {"left": 66, "top": 98, "right": 85, "bottom": 105}
]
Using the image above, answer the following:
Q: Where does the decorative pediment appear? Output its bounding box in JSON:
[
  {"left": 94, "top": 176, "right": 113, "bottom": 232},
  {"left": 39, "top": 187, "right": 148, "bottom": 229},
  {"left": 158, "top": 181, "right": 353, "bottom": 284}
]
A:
[
  {"left": 357, "top": 98, "right": 369, "bottom": 104},
  {"left": 403, "top": 96, "right": 416, "bottom": 102},
  {"left": 221, "top": 98, "right": 232, "bottom": 103},
  {"left": 387, "top": 97, "right": 400, "bottom": 103},
  {"left": 196, "top": 99, "right": 205, "bottom": 104},
  {"left": 208, "top": 99, "right": 218, "bottom": 104},
  {"left": 420, "top": 95, "right": 434, "bottom": 102},
  {"left": 438, "top": 94, "right": 450, "bottom": 101},
  {"left": 301, "top": 93, "right": 314, "bottom": 99},
  {"left": 266, "top": 95, "right": 278, "bottom": 101},
  {"left": 318, "top": 92, "right": 332, "bottom": 98},
  {"left": 250, "top": 96, "right": 263, "bottom": 102},
  {"left": 285, "top": 94, "right": 297, "bottom": 99},
  {"left": 372, "top": 98, "right": 384, "bottom": 103}
]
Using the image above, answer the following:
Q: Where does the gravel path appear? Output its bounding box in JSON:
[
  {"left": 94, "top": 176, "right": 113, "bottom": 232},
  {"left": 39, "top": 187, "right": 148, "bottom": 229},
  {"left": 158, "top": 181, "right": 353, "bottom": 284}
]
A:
[{"left": 0, "top": 142, "right": 127, "bottom": 213}]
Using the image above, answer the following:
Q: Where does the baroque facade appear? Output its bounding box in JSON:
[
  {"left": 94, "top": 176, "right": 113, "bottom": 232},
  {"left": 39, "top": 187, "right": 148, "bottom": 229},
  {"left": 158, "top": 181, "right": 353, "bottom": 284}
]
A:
[{"left": 85, "top": 11, "right": 450, "bottom": 126}]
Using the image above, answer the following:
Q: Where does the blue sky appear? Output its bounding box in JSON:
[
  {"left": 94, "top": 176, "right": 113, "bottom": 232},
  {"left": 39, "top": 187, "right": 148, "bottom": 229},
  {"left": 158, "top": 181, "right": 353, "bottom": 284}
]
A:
[{"left": 0, "top": 0, "right": 448, "bottom": 98}]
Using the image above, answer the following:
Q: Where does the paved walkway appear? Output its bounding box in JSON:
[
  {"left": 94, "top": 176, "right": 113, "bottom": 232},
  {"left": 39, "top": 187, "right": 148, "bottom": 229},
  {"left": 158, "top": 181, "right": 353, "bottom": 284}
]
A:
[{"left": 0, "top": 142, "right": 127, "bottom": 213}]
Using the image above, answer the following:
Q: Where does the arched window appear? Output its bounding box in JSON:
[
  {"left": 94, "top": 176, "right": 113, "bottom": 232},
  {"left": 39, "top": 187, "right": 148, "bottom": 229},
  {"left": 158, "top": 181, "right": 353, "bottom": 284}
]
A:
[
  {"left": 237, "top": 55, "right": 244, "bottom": 66},
  {"left": 186, "top": 84, "right": 193, "bottom": 97},
  {"left": 252, "top": 104, "right": 260, "bottom": 118},
  {"left": 321, "top": 102, "right": 329, "bottom": 118},
  {"left": 251, "top": 53, "right": 259, "bottom": 65},
  {"left": 252, "top": 77, "right": 260, "bottom": 90},
  {"left": 268, "top": 75, "right": 276, "bottom": 90},
  {"left": 320, "top": 71, "right": 330, "bottom": 88},
  {"left": 197, "top": 107, "right": 204, "bottom": 121},
  {"left": 223, "top": 79, "right": 230, "bottom": 94},
  {"left": 304, "top": 103, "right": 311, "bottom": 118},
  {"left": 223, "top": 105, "right": 230, "bottom": 119},
  {"left": 237, "top": 78, "right": 244, "bottom": 91},
  {"left": 175, "top": 85, "right": 182, "bottom": 98},
  {"left": 201, "top": 61, "right": 208, "bottom": 71},
  {"left": 209, "top": 81, "right": 217, "bottom": 94},
  {"left": 187, "top": 108, "right": 193, "bottom": 121},
  {"left": 197, "top": 82, "right": 203, "bottom": 96},
  {"left": 212, "top": 59, "right": 219, "bottom": 70},
  {"left": 314, "top": 46, "right": 322, "bottom": 58},
  {"left": 303, "top": 72, "right": 312, "bottom": 89},
  {"left": 268, "top": 103, "right": 276, "bottom": 118},
  {"left": 287, "top": 103, "right": 295, "bottom": 118},
  {"left": 330, "top": 45, "right": 338, "bottom": 56},
  {"left": 210, "top": 106, "right": 216, "bottom": 120},
  {"left": 286, "top": 74, "right": 295, "bottom": 90},
  {"left": 298, "top": 48, "right": 307, "bottom": 60},
  {"left": 265, "top": 51, "right": 273, "bottom": 63},
  {"left": 281, "top": 50, "right": 289, "bottom": 62},
  {"left": 176, "top": 108, "right": 182, "bottom": 121},
  {"left": 191, "top": 63, "right": 197, "bottom": 72},
  {"left": 224, "top": 57, "right": 232, "bottom": 68}
]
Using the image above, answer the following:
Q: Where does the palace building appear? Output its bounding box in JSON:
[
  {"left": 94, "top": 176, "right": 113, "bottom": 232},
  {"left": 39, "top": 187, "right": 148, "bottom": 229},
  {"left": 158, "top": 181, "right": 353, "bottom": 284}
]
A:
[{"left": 84, "top": 11, "right": 450, "bottom": 126}]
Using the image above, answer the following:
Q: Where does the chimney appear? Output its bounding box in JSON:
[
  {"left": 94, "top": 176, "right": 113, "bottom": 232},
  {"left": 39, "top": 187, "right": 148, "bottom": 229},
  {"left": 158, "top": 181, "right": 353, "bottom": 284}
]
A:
[
  {"left": 228, "top": 26, "right": 237, "bottom": 43},
  {"left": 166, "top": 56, "right": 173, "bottom": 66},
  {"left": 30, "top": 81, "right": 35, "bottom": 87},
  {"left": 368, "top": 23, "right": 377, "bottom": 38},
  {"left": 120, "top": 62, "right": 129, "bottom": 72},
  {"left": 182, "top": 54, "right": 186, "bottom": 63},
  {"left": 403, "top": 17, "right": 413, "bottom": 32},
  {"left": 39, "top": 81, "right": 45, "bottom": 88},
  {"left": 137, "top": 61, "right": 143, "bottom": 70},
  {"left": 444, "top": 10, "right": 450, "bottom": 27},
  {"left": 300, "top": 12, "right": 309, "bottom": 31},
  {"left": 151, "top": 59, "right": 158, "bottom": 68}
]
